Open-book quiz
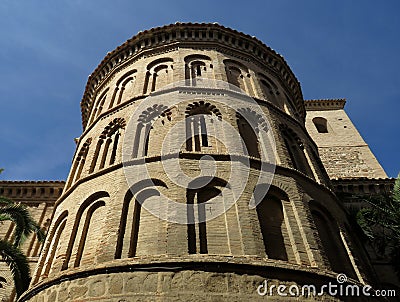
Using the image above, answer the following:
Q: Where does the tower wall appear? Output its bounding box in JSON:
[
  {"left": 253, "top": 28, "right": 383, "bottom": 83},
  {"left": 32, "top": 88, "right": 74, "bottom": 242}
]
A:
[{"left": 305, "top": 99, "right": 387, "bottom": 179}]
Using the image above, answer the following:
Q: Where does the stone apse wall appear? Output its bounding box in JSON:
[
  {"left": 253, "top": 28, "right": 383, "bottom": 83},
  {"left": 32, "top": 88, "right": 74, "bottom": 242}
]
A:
[{"left": 19, "top": 23, "right": 378, "bottom": 301}]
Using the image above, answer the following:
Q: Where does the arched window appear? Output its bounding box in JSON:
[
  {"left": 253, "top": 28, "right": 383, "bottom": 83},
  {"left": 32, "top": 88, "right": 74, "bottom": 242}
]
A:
[
  {"left": 184, "top": 54, "right": 213, "bottom": 86},
  {"left": 62, "top": 192, "right": 108, "bottom": 270},
  {"left": 281, "top": 125, "right": 314, "bottom": 178},
  {"left": 131, "top": 104, "right": 172, "bottom": 158},
  {"left": 89, "top": 118, "right": 126, "bottom": 173},
  {"left": 88, "top": 88, "right": 109, "bottom": 125},
  {"left": 185, "top": 101, "right": 222, "bottom": 152},
  {"left": 237, "top": 115, "right": 259, "bottom": 157},
  {"left": 115, "top": 179, "right": 168, "bottom": 259},
  {"left": 313, "top": 117, "right": 329, "bottom": 133},
  {"left": 109, "top": 70, "right": 137, "bottom": 109},
  {"left": 143, "top": 58, "right": 173, "bottom": 94},
  {"left": 309, "top": 202, "right": 357, "bottom": 278},
  {"left": 66, "top": 138, "right": 92, "bottom": 189},
  {"left": 256, "top": 186, "right": 289, "bottom": 261},
  {"left": 258, "top": 73, "right": 282, "bottom": 108},
  {"left": 187, "top": 177, "right": 229, "bottom": 254},
  {"left": 236, "top": 108, "right": 269, "bottom": 158},
  {"left": 224, "top": 59, "right": 251, "bottom": 93},
  {"left": 281, "top": 93, "right": 300, "bottom": 119},
  {"left": 226, "top": 66, "right": 244, "bottom": 91},
  {"left": 32, "top": 211, "right": 68, "bottom": 284}
]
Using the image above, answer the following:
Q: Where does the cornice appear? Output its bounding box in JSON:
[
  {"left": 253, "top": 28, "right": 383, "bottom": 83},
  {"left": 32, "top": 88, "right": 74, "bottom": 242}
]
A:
[
  {"left": 0, "top": 181, "right": 65, "bottom": 204},
  {"left": 331, "top": 177, "right": 395, "bottom": 196},
  {"left": 331, "top": 177, "right": 395, "bottom": 183},
  {"left": 80, "top": 22, "right": 304, "bottom": 129},
  {"left": 0, "top": 180, "right": 65, "bottom": 185},
  {"left": 304, "top": 99, "right": 346, "bottom": 111}
]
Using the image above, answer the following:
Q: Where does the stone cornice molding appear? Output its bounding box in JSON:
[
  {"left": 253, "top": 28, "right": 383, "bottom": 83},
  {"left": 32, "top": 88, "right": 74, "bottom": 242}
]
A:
[
  {"left": 0, "top": 181, "right": 65, "bottom": 203},
  {"left": 80, "top": 22, "right": 305, "bottom": 129},
  {"left": 0, "top": 181, "right": 65, "bottom": 184},
  {"left": 304, "top": 99, "right": 346, "bottom": 111}
]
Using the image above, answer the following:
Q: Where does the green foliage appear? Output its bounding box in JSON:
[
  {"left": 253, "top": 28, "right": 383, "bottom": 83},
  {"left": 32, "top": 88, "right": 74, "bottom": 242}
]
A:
[
  {"left": 346, "top": 204, "right": 374, "bottom": 241},
  {"left": 356, "top": 174, "right": 400, "bottom": 278},
  {"left": 0, "top": 239, "right": 30, "bottom": 297},
  {"left": 393, "top": 173, "right": 400, "bottom": 207},
  {"left": 0, "top": 196, "right": 14, "bottom": 205},
  {"left": 0, "top": 201, "right": 46, "bottom": 247}
]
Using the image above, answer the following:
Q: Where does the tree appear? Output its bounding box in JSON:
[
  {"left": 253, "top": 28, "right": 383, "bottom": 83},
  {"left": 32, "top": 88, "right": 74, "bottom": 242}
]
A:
[
  {"left": 0, "top": 239, "right": 30, "bottom": 298},
  {"left": 0, "top": 171, "right": 45, "bottom": 298},
  {"left": 356, "top": 174, "right": 400, "bottom": 279}
]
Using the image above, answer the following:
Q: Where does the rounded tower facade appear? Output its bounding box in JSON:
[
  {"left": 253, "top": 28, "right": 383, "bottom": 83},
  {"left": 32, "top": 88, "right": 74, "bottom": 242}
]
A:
[{"left": 22, "top": 23, "right": 374, "bottom": 301}]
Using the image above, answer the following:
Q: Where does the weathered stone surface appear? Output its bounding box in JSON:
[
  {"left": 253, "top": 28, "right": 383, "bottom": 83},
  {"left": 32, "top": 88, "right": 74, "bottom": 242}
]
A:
[
  {"left": 57, "top": 287, "right": 69, "bottom": 302},
  {"left": 88, "top": 278, "right": 106, "bottom": 297},
  {"left": 205, "top": 274, "right": 227, "bottom": 292},
  {"left": 109, "top": 274, "right": 123, "bottom": 294},
  {"left": 47, "top": 290, "right": 57, "bottom": 301},
  {"left": 70, "top": 285, "right": 88, "bottom": 299}
]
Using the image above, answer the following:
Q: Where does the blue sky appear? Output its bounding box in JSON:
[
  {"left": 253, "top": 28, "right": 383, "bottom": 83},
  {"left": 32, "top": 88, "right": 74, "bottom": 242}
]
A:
[{"left": 0, "top": 0, "right": 398, "bottom": 180}]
